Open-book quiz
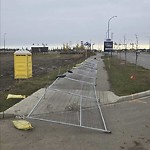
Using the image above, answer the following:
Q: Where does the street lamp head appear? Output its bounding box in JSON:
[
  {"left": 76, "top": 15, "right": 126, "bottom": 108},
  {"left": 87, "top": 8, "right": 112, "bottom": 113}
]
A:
[
  {"left": 109, "top": 16, "right": 117, "bottom": 21},
  {"left": 107, "top": 16, "right": 117, "bottom": 39}
]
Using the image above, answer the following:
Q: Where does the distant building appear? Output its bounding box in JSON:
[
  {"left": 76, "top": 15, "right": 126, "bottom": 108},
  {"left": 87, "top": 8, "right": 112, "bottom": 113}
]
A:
[{"left": 31, "top": 46, "right": 48, "bottom": 53}]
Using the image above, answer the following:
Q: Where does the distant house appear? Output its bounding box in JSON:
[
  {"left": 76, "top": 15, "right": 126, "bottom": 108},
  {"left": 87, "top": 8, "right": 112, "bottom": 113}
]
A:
[{"left": 31, "top": 46, "right": 48, "bottom": 54}]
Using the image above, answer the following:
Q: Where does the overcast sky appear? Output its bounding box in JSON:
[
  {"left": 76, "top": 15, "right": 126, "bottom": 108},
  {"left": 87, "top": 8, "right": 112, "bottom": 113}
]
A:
[{"left": 1, "top": 0, "right": 150, "bottom": 49}]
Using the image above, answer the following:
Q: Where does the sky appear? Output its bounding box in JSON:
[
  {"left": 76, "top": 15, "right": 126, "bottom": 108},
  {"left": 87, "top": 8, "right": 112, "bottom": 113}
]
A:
[{"left": 1, "top": 0, "right": 150, "bottom": 49}]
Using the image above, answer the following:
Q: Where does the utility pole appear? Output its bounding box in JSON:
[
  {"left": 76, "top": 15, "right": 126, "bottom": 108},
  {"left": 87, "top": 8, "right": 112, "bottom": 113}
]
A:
[
  {"left": 124, "top": 35, "right": 127, "bottom": 64},
  {"left": 135, "top": 34, "right": 139, "bottom": 70},
  {"left": 135, "top": 34, "right": 138, "bottom": 50}
]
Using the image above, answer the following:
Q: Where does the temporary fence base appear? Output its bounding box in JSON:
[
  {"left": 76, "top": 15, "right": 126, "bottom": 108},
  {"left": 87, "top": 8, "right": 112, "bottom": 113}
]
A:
[
  {"left": 27, "top": 116, "right": 111, "bottom": 133},
  {"left": 27, "top": 57, "right": 111, "bottom": 133}
]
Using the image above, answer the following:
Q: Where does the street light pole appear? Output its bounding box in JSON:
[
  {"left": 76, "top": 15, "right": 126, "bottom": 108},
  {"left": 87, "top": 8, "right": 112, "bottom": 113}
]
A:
[
  {"left": 4, "top": 33, "right": 6, "bottom": 51},
  {"left": 107, "top": 16, "right": 117, "bottom": 39},
  {"left": 148, "top": 37, "right": 150, "bottom": 50},
  {"left": 0, "top": 0, "right": 1, "bottom": 49}
]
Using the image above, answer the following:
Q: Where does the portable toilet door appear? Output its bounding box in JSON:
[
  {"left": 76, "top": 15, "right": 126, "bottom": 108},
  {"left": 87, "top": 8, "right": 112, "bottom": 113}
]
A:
[{"left": 14, "top": 50, "right": 32, "bottom": 79}]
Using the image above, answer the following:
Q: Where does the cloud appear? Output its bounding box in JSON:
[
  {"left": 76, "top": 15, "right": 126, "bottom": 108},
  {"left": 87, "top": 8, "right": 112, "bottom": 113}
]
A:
[{"left": 1, "top": 0, "right": 150, "bottom": 48}]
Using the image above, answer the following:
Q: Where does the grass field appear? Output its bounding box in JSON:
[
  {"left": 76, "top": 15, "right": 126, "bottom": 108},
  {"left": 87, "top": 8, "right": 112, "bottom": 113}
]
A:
[
  {"left": 0, "top": 52, "right": 93, "bottom": 112},
  {"left": 103, "top": 55, "right": 150, "bottom": 96}
]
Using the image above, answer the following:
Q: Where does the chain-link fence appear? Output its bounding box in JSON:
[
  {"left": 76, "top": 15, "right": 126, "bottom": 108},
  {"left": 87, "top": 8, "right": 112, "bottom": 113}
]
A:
[{"left": 27, "top": 58, "right": 111, "bottom": 133}]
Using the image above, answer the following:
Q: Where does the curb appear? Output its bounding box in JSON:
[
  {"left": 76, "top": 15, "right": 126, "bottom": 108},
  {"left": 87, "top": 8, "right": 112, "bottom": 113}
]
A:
[
  {"left": 118, "top": 90, "right": 150, "bottom": 102},
  {"left": 0, "top": 113, "right": 15, "bottom": 119}
]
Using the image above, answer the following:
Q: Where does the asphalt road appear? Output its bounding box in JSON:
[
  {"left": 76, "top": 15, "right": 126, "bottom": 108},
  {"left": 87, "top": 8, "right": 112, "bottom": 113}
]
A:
[
  {"left": 1, "top": 96, "right": 150, "bottom": 150},
  {"left": 114, "top": 52, "right": 150, "bottom": 70}
]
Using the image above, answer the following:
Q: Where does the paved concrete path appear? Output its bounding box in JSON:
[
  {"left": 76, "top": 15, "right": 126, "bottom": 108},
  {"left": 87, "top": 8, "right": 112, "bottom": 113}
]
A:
[{"left": 95, "top": 53, "right": 119, "bottom": 104}]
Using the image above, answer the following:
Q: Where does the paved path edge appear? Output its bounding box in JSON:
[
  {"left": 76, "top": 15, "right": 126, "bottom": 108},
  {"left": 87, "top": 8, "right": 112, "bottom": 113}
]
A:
[{"left": 117, "top": 90, "right": 150, "bottom": 103}]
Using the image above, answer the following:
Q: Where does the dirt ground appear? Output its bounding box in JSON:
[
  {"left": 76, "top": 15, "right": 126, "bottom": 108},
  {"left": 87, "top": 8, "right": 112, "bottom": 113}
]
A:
[
  {"left": 0, "top": 52, "right": 85, "bottom": 92},
  {"left": 0, "top": 52, "right": 88, "bottom": 112}
]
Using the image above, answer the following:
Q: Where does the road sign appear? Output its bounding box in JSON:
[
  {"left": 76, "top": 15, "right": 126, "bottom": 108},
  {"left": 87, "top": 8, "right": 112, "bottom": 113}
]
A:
[{"left": 104, "top": 40, "right": 113, "bottom": 52}]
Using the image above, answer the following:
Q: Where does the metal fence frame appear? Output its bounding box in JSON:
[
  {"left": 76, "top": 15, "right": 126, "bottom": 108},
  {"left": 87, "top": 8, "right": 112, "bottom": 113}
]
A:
[{"left": 27, "top": 58, "right": 111, "bottom": 133}]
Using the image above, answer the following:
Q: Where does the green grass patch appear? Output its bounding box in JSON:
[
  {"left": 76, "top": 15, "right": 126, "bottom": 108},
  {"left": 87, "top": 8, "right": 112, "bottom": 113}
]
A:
[{"left": 102, "top": 55, "right": 150, "bottom": 96}]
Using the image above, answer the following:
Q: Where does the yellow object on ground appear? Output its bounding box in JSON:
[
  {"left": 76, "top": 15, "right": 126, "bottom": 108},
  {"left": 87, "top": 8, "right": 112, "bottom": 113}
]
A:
[
  {"left": 7, "top": 94, "right": 26, "bottom": 99},
  {"left": 75, "top": 63, "right": 81, "bottom": 67},
  {"left": 12, "top": 120, "right": 33, "bottom": 130}
]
